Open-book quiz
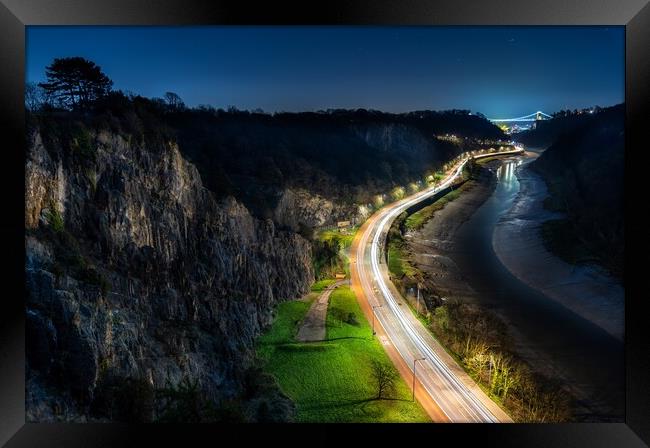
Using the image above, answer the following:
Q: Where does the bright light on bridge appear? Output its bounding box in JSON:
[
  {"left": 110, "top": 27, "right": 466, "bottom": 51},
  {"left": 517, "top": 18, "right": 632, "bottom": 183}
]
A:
[{"left": 488, "top": 111, "right": 553, "bottom": 123}]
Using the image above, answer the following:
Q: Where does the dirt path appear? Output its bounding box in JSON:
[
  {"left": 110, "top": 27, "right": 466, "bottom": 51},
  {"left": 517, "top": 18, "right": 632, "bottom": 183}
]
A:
[{"left": 296, "top": 280, "right": 347, "bottom": 342}]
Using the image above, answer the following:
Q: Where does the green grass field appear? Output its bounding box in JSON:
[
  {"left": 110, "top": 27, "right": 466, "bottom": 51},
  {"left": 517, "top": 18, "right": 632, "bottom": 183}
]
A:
[
  {"left": 311, "top": 279, "right": 337, "bottom": 292},
  {"left": 257, "top": 286, "right": 430, "bottom": 422}
]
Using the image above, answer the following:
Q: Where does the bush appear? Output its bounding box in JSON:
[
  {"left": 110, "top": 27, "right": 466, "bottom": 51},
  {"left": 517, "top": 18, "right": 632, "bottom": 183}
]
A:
[
  {"left": 45, "top": 208, "right": 64, "bottom": 233},
  {"left": 428, "top": 301, "right": 571, "bottom": 422},
  {"left": 48, "top": 228, "right": 110, "bottom": 295},
  {"left": 311, "top": 238, "right": 342, "bottom": 280},
  {"left": 329, "top": 307, "right": 358, "bottom": 326},
  {"left": 70, "top": 125, "right": 95, "bottom": 164}
]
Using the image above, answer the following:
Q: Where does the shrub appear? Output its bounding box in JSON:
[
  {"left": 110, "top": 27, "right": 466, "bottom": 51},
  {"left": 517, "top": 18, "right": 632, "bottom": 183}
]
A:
[
  {"left": 329, "top": 307, "right": 358, "bottom": 326},
  {"left": 48, "top": 228, "right": 110, "bottom": 295},
  {"left": 427, "top": 301, "right": 571, "bottom": 422},
  {"left": 311, "top": 238, "right": 342, "bottom": 280},
  {"left": 71, "top": 126, "right": 94, "bottom": 159},
  {"left": 45, "top": 208, "right": 64, "bottom": 233}
]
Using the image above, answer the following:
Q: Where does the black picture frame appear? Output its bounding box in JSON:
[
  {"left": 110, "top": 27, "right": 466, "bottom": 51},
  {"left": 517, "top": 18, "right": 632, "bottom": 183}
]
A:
[{"left": 1, "top": 0, "right": 648, "bottom": 446}]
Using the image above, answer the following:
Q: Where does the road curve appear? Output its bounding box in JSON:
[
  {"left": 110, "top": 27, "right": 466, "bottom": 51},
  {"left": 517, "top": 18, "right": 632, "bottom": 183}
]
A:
[{"left": 350, "top": 148, "right": 522, "bottom": 423}]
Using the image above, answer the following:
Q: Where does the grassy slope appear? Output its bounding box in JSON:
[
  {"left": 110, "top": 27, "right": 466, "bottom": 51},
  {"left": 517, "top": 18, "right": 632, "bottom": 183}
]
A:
[
  {"left": 257, "top": 286, "right": 430, "bottom": 422},
  {"left": 388, "top": 242, "right": 419, "bottom": 280},
  {"left": 388, "top": 169, "right": 476, "bottom": 285},
  {"left": 317, "top": 227, "right": 357, "bottom": 249},
  {"left": 389, "top": 181, "right": 474, "bottom": 282},
  {"left": 404, "top": 163, "right": 474, "bottom": 232},
  {"left": 404, "top": 188, "right": 463, "bottom": 231}
]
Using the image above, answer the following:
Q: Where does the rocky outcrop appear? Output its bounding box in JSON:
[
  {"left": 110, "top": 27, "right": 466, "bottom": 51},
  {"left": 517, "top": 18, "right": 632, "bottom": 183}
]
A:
[
  {"left": 352, "top": 122, "right": 435, "bottom": 158},
  {"left": 25, "top": 129, "right": 314, "bottom": 421},
  {"left": 269, "top": 124, "right": 445, "bottom": 231},
  {"left": 273, "top": 189, "right": 334, "bottom": 230},
  {"left": 273, "top": 188, "right": 365, "bottom": 231}
]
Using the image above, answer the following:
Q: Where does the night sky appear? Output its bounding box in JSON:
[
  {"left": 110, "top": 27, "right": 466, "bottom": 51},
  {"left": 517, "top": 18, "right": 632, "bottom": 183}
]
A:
[{"left": 26, "top": 26, "right": 624, "bottom": 118}]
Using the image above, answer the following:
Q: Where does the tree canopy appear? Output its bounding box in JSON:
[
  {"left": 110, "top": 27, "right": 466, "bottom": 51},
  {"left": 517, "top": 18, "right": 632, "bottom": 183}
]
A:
[
  {"left": 38, "top": 57, "right": 113, "bottom": 109},
  {"left": 25, "top": 81, "right": 46, "bottom": 111},
  {"left": 164, "top": 92, "right": 185, "bottom": 111}
]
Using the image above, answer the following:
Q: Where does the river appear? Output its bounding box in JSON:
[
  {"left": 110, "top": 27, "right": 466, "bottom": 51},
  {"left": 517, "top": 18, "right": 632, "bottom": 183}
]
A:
[{"left": 438, "top": 152, "right": 624, "bottom": 421}]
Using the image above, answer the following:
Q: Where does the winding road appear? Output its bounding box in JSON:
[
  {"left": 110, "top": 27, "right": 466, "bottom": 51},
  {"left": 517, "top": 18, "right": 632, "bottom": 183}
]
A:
[{"left": 349, "top": 148, "right": 523, "bottom": 423}]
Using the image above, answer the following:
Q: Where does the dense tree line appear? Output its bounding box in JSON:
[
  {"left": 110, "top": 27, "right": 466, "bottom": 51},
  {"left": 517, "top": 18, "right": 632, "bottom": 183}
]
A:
[
  {"left": 429, "top": 300, "right": 571, "bottom": 422},
  {"left": 27, "top": 57, "right": 505, "bottom": 224}
]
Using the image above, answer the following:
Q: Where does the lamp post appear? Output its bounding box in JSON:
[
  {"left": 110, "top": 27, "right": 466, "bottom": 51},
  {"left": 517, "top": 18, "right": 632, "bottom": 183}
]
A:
[
  {"left": 372, "top": 304, "right": 382, "bottom": 336},
  {"left": 412, "top": 357, "right": 426, "bottom": 401}
]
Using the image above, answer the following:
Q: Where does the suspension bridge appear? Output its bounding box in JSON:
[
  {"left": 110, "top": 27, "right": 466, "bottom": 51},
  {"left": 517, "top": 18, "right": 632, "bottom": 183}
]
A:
[
  {"left": 487, "top": 111, "right": 553, "bottom": 123},
  {"left": 487, "top": 111, "right": 553, "bottom": 133}
]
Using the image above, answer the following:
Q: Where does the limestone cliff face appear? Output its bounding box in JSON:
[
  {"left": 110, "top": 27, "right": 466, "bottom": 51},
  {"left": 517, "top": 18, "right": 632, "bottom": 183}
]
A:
[
  {"left": 352, "top": 122, "right": 435, "bottom": 158},
  {"left": 273, "top": 188, "right": 333, "bottom": 230},
  {"left": 25, "top": 130, "right": 313, "bottom": 421},
  {"left": 273, "top": 188, "right": 363, "bottom": 231},
  {"left": 269, "top": 123, "right": 441, "bottom": 231}
]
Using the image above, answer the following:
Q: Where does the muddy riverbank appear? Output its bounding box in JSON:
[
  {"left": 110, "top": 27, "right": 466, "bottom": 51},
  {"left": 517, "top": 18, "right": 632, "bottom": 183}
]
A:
[
  {"left": 405, "top": 155, "right": 624, "bottom": 421},
  {"left": 492, "top": 157, "right": 624, "bottom": 341}
]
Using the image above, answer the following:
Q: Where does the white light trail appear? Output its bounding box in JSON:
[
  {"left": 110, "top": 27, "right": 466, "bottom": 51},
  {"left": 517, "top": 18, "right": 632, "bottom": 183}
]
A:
[{"left": 360, "top": 148, "right": 523, "bottom": 422}]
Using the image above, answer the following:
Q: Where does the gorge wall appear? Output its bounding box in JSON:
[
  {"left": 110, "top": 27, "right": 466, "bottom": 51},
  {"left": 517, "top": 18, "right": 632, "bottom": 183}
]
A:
[
  {"left": 24, "top": 101, "right": 504, "bottom": 421},
  {"left": 25, "top": 128, "right": 313, "bottom": 421}
]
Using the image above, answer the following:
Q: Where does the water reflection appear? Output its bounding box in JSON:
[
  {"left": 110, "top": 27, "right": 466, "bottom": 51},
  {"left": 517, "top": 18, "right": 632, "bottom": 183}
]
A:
[
  {"left": 496, "top": 159, "right": 523, "bottom": 192},
  {"left": 453, "top": 154, "right": 624, "bottom": 418}
]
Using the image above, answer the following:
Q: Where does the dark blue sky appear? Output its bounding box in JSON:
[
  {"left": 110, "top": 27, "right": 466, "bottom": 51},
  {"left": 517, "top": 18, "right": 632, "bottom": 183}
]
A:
[{"left": 26, "top": 26, "right": 624, "bottom": 117}]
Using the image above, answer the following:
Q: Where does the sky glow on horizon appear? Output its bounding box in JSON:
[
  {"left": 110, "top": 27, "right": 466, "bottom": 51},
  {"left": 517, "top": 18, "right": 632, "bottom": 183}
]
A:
[{"left": 26, "top": 26, "right": 624, "bottom": 117}]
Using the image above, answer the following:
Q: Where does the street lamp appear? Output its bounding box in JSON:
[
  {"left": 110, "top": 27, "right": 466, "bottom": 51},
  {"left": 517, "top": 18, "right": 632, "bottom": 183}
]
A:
[
  {"left": 372, "top": 304, "right": 383, "bottom": 336},
  {"left": 412, "top": 357, "right": 426, "bottom": 401}
]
